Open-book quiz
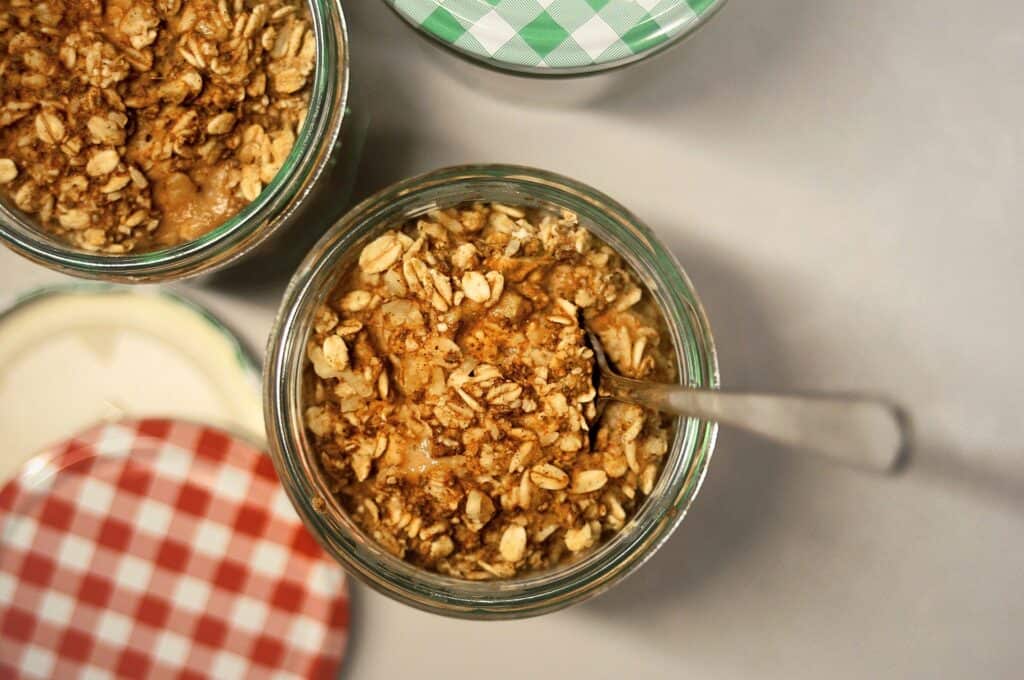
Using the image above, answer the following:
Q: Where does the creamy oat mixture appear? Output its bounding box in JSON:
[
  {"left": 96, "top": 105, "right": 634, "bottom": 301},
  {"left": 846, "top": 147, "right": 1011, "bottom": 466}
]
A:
[
  {"left": 303, "top": 203, "right": 678, "bottom": 580},
  {"left": 0, "top": 0, "right": 314, "bottom": 253}
]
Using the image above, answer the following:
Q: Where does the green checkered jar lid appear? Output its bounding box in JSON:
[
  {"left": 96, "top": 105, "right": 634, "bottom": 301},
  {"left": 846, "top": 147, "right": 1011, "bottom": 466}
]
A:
[{"left": 386, "top": 0, "right": 727, "bottom": 74}]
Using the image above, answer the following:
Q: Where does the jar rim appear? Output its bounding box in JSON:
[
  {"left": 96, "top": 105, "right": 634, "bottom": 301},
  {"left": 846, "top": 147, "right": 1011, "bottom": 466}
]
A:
[
  {"left": 0, "top": 0, "right": 350, "bottom": 283},
  {"left": 382, "top": 0, "right": 729, "bottom": 78},
  {"left": 265, "top": 164, "right": 720, "bottom": 618}
]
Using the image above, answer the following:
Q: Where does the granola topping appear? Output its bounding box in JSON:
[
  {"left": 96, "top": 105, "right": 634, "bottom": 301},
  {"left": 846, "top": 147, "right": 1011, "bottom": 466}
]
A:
[
  {"left": 0, "top": 0, "right": 314, "bottom": 254},
  {"left": 304, "top": 203, "right": 677, "bottom": 580}
]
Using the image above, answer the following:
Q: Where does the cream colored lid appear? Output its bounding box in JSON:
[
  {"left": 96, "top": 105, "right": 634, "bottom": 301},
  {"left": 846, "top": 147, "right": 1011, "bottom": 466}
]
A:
[{"left": 0, "top": 285, "right": 262, "bottom": 482}]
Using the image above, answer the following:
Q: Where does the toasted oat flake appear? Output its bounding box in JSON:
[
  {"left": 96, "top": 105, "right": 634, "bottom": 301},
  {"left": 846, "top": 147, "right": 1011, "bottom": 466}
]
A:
[
  {"left": 340, "top": 290, "right": 372, "bottom": 312},
  {"left": 571, "top": 470, "right": 608, "bottom": 495},
  {"left": 359, "top": 232, "right": 405, "bottom": 273},
  {"left": 0, "top": 159, "right": 17, "bottom": 185},
  {"left": 206, "top": 112, "right": 237, "bottom": 136},
  {"left": 530, "top": 464, "right": 570, "bottom": 491},
  {"left": 58, "top": 209, "right": 90, "bottom": 230},
  {"left": 303, "top": 203, "right": 676, "bottom": 579},
  {"left": 86, "top": 150, "right": 120, "bottom": 177},
  {"left": 35, "top": 110, "right": 66, "bottom": 145},
  {"left": 565, "top": 524, "right": 593, "bottom": 553},
  {"left": 499, "top": 525, "right": 527, "bottom": 562}
]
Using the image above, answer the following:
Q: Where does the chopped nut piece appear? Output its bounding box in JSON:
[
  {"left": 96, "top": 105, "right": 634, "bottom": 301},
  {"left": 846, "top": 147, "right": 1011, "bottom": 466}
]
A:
[
  {"left": 314, "top": 306, "right": 339, "bottom": 334},
  {"left": 565, "top": 524, "right": 593, "bottom": 553},
  {"left": 128, "top": 166, "right": 148, "bottom": 189},
  {"left": 465, "top": 490, "right": 496, "bottom": 531},
  {"left": 430, "top": 536, "right": 455, "bottom": 559},
  {"left": 352, "top": 454, "right": 371, "bottom": 482},
  {"left": 87, "top": 116, "right": 126, "bottom": 146},
  {"left": 305, "top": 406, "right": 332, "bottom": 438},
  {"left": 452, "top": 242, "right": 478, "bottom": 269},
  {"left": 640, "top": 463, "right": 658, "bottom": 496},
  {"left": 461, "top": 271, "right": 490, "bottom": 303},
  {"left": 484, "top": 271, "right": 505, "bottom": 307}
]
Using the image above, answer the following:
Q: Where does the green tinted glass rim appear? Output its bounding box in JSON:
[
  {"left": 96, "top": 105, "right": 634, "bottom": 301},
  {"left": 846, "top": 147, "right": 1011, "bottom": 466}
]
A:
[
  {"left": 385, "top": 0, "right": 726, "bottom": 75},
  {"left": 265, "top": 164, "right": 720, "bottom": 618}
]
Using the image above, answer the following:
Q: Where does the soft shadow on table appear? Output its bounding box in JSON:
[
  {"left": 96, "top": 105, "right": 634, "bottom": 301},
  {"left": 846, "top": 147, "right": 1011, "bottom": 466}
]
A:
[
  {"left": 595, "top": 0, "right": 819, "bottom": 112},
  {"left": 585, "top": 432, "right": 795, "bottom": 616},
  {"left": 343, "top": 0, "right": 433, "bottom": 205},
  {"left": 906, "top": 442, "right": 1024, "bottom": 513},
  {"left": 583, "top": 234, "right": 800, "bottom": 614}
]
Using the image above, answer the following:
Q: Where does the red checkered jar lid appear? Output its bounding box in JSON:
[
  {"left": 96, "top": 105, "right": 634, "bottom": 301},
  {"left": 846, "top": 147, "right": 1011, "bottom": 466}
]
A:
[{"left": 0, "top": 419, "right": 350, "bottom": 679}]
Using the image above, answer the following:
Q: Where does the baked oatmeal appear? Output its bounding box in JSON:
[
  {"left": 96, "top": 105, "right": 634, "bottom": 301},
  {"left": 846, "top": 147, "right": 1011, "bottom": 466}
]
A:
[
  {"left": 0, "top": 0, "right": 315, "bottom": 253},
  {"left": 303, "top": 203, "right": 677, "bottom": 579}
]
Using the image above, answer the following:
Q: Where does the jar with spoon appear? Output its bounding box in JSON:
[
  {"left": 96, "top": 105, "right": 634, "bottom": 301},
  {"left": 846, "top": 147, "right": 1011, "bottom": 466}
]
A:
[{"left": 264, "top": 164, "right": 904, "bottom": 618}]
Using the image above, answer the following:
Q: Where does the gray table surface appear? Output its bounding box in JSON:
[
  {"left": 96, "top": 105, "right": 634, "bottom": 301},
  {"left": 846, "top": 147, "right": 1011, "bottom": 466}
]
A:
[{"left": 2, "top": 0, "right": 1022, "bottom": 677}]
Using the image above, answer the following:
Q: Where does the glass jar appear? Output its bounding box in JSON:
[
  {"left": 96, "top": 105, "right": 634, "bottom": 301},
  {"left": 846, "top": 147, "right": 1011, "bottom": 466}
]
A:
[
  {"left": 0, "top": 0, "right": 356, "bottom": 284},
  {"left": 265, "top": 164, "right": 720, "bottom": 618},
  {"left": 381, "top": 0, "right": 729, "bottom": 106}
]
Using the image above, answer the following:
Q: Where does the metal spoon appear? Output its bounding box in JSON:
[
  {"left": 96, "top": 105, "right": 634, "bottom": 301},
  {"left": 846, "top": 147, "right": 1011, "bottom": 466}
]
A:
[{"left": 586, "top": 330, "right": 906, "bottom": 472}]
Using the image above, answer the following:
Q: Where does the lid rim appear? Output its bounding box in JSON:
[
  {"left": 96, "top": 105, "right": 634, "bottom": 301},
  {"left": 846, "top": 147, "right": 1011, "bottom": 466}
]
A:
[{"left": 384, "top": 0, "right": 728, "bottom": 75}]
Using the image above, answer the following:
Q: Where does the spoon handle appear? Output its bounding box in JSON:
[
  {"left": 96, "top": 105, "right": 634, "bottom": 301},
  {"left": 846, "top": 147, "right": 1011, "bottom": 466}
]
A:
[{"left": 600, "top": 375, "right": 905, "bottom": 472}]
